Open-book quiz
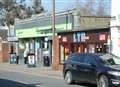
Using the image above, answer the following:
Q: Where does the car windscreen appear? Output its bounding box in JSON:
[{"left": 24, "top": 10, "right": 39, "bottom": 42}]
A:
[{"left": 97, "top": 54, "right": 120, "bottom": 65}]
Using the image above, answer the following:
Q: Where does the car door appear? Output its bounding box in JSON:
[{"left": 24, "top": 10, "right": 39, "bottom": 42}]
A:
[
  {"left": 73, "top": 54, "right": 87, "bottom": 81},
  {"left": 82, "top": 54, "right": 97, "bottom": 84},
  {"left": 66, "top": 54, "right": 81, "bottom": 80}
]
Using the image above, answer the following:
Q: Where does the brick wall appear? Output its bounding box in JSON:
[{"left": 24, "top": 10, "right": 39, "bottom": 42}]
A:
[
  {"left": 0, "top": 42, "right": 9, "bottom": 63},
  {"left": 52, "top": 36, "right": 63, "bottom": 70}
]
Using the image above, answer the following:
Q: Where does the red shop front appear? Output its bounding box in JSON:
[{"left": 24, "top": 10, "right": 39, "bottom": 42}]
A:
[{"left": 58, "top": 29, "right": 110, "bottom": 65}]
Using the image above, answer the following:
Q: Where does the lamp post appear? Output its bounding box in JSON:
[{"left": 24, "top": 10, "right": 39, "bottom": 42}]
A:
[{"left": 52, "top": 0, "right": 55, "bottom": 69}]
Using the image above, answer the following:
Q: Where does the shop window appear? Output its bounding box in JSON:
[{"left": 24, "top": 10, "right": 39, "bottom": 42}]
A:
[
  {"left": 60, "top": 44, "right": 70, "bottom": 64},
  {"left": 88, "top": 44, "right": 95, "bottom": 53},
  {"left": 64, "top": 47, "right": 70, "bottom": 60},
  {"left": 60, "top": 45, "right": 64, "bottom": 64},
  {"left": 78, "top": 47, "right": 81, "bottom": 53},
  {"left": 29, "top": 39, "right": 35, "bottom": 53},
  {"left": 95, "top": 44, "right": 107, "bottom": 53}
]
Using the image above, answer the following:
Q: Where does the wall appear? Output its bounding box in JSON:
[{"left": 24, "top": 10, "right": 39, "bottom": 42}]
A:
[
  {"left": 110, "top": 0, "right": 120, "bottom": 57},
  {"left": 0, "top": 42, "right": 9, "bottom": 63},
  {"left": 52, "top": 36, "right": 63, "bottom": 70},
  {"left": 74, "top": 16, "right": 110, "bottom": 31}
]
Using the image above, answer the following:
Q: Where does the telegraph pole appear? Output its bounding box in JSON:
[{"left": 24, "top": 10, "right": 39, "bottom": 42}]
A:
[
  {"left": 52, "top": 0, "right": 55, "bottom": 69},
  {"left": 52, "top": 0, "right": 55, "bottom": 37}
]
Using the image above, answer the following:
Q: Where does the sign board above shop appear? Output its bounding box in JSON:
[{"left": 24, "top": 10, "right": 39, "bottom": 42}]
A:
[{"left": 16, "top": 23, "right": 72, "bottom": 38}]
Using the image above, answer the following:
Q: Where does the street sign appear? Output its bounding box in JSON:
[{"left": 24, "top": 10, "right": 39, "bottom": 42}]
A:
[{"left": 7, "top": 36, "right": 18, "bottom": 42}]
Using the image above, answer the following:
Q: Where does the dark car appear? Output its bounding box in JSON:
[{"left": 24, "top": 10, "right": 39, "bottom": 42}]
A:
[{"left": 63, "top": 53, "right": 120, "bottom": 87}]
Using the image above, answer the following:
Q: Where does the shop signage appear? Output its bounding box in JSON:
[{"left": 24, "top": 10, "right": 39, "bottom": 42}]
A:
[
  {"left": 7, "top": 36, "right": 18, "bottom": 41},
  {"left": 16, "top": 23, "right": 72, "bottom": 38},
  {"left": 85, "top": 36, "right": 90, "bottom": 40},
  {"left": 73, "top": 32, "right": 86, "bottom": 42},
  {"left": 99, "top": 34, "right": 106, "bottom": 41},
  {"left": 62, "top": 37, "right": 67, "bottom": 42}
]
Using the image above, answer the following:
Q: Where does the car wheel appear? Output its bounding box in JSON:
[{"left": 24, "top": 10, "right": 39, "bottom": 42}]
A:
[
  {"left": 65, "top": 71, "right": 73, "bottom": 84},
  {"left": 98, "top": 75, "right": 110, "bottom": 87}
]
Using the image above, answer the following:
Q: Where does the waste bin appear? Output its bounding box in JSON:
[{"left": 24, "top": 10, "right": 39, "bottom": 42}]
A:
[
  {"left": 43, "top": 56, "right": 50, "bottom": 66},
  {"left": 27, "top": 53, "right": 36, "bottom": 67},
  {"left": 10, "top": 53, "right": 17, "bottom": 64}
]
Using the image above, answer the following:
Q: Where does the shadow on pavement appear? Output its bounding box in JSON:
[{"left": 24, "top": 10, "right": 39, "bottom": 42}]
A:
[{"left": 0, "top": 78, "right": 40, "bottom": 87}]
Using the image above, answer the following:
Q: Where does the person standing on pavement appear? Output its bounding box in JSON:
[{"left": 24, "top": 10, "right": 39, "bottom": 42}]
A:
[
  {"left": 16, "top": 42, "right": 19, "bottom": 64},
  {"left": 24, "top": 48, "right": 29, "bottom": 64}
]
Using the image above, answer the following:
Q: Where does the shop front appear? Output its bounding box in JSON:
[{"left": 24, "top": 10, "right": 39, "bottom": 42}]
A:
[
  {"left": 16, "top": 28, "right": 53, "bottom": 66},
  {"left": 15, "top": 12, "right": 73, "bottom": 67},
  {"left": 54, "top": 28, "right": 110, "bottom": 69}
]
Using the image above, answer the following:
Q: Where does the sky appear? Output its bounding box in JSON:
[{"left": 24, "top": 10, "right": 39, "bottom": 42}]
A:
[
  {"left": 42, "top": 0, "right": 111, "bottom": 15},
  {"left": 16, "top": 0, "right": 111, "bottom": 15},
  {"left": 16, "top": 0, "right": 76, "bottom": 11},
  {"left": 41, "top": 0, "right": 76, "bottom": 12}
]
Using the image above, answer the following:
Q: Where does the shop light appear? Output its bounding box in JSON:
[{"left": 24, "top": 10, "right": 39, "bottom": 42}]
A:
[{"left": 58, "top": 35, "right": 61, "bottom": 38}]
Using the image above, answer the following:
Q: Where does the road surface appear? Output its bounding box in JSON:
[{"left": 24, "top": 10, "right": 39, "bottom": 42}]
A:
[{"left": 0, "top": 70, "right": 96, "bottom": 87}]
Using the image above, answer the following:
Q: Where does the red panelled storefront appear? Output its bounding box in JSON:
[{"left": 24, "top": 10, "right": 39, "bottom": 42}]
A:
[{"left": 58, "top": 29, "right": 110, "bottom": 64}]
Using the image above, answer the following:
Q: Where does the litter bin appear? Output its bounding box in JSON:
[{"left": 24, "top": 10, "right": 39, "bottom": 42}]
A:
[
  {"left": 10, "top": 53, "right": 17, "bottom": 64},
  {"left": 27, "top": 53, "right": 36, "bottom": 67},
  {"left": 43, "top": 56, "right": 50, "bottom": 66}
]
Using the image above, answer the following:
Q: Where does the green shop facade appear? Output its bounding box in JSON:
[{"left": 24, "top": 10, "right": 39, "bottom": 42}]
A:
[{"left": 15, "top": 12, "right": 73, "bottom": 66}]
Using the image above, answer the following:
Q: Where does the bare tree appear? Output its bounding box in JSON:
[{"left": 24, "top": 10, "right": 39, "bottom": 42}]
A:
[
  {"left": 2, "top": 0, "right": 15, "bottom": 12},
  {"left": 97, "top": 0, "right": 105, "bottom": 16},
  {"left": 0, "top": 2, "right": 6, "bottom": 26},
  {"left": 0, "top": 0, "right": 44, "bottom": 27},
  {"left": 32, "top": 0, "right": 44, "bottom": 14},
  {"left": 74, "top": 0, "right": 107, "bottom": 16},
  {"left": 74, "top": 0, "right": 96, "bottom": 16}
]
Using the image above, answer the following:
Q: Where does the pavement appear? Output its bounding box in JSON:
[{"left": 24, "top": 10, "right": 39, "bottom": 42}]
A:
[{"left": 0, "top": 63, "right": 63, "bottom": 80}]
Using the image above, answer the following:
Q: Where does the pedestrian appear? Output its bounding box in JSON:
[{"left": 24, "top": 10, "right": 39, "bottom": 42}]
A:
[
  {"left": 16, "top": 49, "right": 19, "bottom": 64},
  {"left": 16, "top": 55, "right": 19, "bottom": 64},
  {"left": 24, "top": 48, "right": 29, "bottom": 64}
]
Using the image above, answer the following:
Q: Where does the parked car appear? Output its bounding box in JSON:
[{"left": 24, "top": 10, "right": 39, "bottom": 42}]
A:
[{"left": 63, "top": 53, "right": 120, "bottom": 87}]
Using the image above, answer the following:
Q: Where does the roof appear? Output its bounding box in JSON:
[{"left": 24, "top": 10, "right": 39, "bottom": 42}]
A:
[{"left": 15, "top": 9, "right": 111, "bottom": 24}]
